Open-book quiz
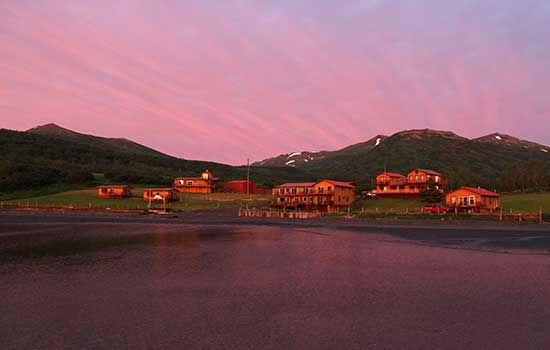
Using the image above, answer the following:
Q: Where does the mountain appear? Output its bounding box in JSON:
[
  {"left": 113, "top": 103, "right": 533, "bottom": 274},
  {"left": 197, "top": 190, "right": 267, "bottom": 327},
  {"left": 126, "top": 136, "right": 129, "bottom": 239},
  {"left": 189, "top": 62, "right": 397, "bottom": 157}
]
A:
[
  {"left": 27, "top": 123, "right": 169, "bottom": 158},
  {"left": 253, "top": 129, "right": 550, "bottom": 190},
  {"left": 0, "top": 124, "right": 309, "bottom": 195},
  {"left": 253, "top": 135, "right": 388, "bottom": 167},
  {"left": 252, "top": 151, "right": 330, "bottom": 167}
]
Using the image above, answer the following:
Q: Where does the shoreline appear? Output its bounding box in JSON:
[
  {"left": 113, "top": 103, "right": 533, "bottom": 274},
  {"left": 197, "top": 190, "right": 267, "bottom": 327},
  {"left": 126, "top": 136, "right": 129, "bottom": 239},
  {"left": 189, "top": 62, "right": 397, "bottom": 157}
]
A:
[{"left": 1, "top": 208, "right": 549, "bottom": 230}]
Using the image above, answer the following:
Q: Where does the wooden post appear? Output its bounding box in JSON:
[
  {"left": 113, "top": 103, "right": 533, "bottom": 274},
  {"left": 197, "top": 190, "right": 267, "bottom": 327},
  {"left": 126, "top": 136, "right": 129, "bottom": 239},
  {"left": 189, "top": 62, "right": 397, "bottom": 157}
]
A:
[
  {"left": 540, "top": 208, "right": 543, "bottom": 224},
  {"left": 499, "top": 207, "right": 503, "bottom": 221}
]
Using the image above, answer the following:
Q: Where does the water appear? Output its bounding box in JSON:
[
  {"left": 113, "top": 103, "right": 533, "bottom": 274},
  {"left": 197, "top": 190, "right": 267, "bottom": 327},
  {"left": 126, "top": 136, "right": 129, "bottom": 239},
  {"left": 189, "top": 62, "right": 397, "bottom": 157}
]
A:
[{"left": 1, "top": 223, "right": 550, "bottom": 349}]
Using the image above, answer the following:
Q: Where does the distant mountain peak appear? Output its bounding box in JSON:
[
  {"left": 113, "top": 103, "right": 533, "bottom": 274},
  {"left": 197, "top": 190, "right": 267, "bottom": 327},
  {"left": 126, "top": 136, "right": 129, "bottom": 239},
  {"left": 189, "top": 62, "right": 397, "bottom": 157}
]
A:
[
  {"left": 473, "top": 133, "right": 548, "bottom": 150},
  {"left": 27, "top": 123, "right": 79, "bottom": 136},
  {"left": 393, "top": 129, "right": 466, "bottom": 141}
]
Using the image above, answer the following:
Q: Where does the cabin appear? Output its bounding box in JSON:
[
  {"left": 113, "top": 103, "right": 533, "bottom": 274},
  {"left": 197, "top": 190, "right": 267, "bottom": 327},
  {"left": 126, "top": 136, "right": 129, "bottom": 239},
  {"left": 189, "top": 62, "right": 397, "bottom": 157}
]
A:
[
  {"left": 143, "top": 188, "right": 178, "bottom": 202},
  {"left": 272, "top": 180, "right": 356, "bottom": 211},
  {"left": 173, "top": 170, "right": 220, "bottom": 193},
  {"left": 97, "top": 185, "right": 132, "bottom": 199},
  {"left": 372, "top": 169, "right": 446, "bottom": 199},
  {"left": 445, "top": 187, "right": 500, "bottom": 213}
]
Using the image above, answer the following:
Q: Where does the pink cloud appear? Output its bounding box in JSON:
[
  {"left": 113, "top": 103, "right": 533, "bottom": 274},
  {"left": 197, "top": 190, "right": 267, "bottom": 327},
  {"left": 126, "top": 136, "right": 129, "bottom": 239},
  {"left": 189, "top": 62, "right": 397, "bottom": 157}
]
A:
[{"left": 1, "top": 1, "right": 549, "bottom": 164}]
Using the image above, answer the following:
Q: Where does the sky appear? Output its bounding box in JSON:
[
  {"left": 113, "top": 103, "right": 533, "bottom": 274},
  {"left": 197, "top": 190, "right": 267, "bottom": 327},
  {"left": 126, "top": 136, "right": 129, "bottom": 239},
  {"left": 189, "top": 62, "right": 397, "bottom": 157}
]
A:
[{"left": 1, "top": 0, "right": 549, "bottom": 165}]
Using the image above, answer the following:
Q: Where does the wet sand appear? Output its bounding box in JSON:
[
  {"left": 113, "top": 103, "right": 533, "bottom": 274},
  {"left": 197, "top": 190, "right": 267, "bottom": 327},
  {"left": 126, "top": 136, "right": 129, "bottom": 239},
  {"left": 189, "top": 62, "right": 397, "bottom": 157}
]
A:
[{"left": 1, "top": 211, "right": 550, "bottom": 349}]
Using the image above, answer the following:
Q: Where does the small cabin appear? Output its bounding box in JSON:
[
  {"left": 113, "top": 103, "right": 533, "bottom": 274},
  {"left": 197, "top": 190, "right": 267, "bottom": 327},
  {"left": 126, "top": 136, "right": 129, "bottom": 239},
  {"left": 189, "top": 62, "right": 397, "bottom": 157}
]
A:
[
  {"left": 143, "top": 188, "right": 178, "bottom": 202},
  {"left": 445, "top": 187, "right": 500, "bottom": 213},
  {"left": 97, "top": 185, "right": 132, "bottom": 199}
]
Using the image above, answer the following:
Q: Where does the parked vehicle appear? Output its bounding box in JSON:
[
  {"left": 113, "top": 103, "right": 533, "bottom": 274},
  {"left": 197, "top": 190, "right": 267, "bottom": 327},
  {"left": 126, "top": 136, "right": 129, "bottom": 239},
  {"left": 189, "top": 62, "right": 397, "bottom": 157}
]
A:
[
  {"left": 422, "top": 203, "right": 449, "bottom": 214},
  {"left": 361, "top": 191, "right": 377, "bottom": 199}
]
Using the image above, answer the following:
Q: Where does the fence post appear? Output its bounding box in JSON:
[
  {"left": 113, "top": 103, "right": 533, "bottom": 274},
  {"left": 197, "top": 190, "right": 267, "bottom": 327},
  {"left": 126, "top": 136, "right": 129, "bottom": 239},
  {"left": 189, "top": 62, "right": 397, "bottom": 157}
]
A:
[
  {"left": 540, "top": 208, "right": 543, "bottom": 224},
  {"left": 499, "top": 207, "right": 503, "bottom": 221}
]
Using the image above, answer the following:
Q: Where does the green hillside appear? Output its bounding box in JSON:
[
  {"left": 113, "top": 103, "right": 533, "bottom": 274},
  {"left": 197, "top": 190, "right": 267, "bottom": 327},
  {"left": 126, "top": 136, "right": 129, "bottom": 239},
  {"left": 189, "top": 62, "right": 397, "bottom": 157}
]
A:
[
  {"left": 0, "top": 125, "right": 309, "bottom": 198},
  {"left": 257, "top": 129, "right": 550, "bottom": 192}
]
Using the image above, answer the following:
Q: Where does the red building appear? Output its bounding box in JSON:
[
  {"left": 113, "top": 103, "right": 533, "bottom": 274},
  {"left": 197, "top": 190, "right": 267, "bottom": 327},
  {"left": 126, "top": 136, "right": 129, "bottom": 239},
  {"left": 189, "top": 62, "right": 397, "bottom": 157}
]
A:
[
  {"left": 224, "top": 180, "right": 270, "bottom": 194},
  {"left": 224, "top": 180, "right": 256, "bottom": 194}
]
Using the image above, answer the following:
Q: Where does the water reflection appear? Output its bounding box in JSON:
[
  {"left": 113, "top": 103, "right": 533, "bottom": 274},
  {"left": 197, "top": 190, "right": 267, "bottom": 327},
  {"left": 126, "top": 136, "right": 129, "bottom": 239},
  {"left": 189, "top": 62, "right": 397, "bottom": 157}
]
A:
[{"left": 2, "top": 223, "right": 550, "bottom": 350}]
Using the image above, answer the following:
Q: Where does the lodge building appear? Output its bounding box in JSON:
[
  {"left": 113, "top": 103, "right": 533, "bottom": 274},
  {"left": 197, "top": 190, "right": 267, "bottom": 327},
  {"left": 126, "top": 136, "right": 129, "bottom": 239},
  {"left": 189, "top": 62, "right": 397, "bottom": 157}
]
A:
[
  {"left": 372, "top": 168, "right": 446, "bottom": 199},
  {"left": 173, "top": 170, "right": 220, "bottom": 194},
  {"left": 272, "top": 180, "right": 356, "bottom": 211}
]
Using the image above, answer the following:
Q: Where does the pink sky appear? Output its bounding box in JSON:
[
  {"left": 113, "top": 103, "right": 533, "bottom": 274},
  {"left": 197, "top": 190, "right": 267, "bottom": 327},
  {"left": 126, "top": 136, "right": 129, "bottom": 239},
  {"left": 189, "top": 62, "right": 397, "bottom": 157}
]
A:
[{"left": 1, "top": 1, "right": 549, "bottom": 165}]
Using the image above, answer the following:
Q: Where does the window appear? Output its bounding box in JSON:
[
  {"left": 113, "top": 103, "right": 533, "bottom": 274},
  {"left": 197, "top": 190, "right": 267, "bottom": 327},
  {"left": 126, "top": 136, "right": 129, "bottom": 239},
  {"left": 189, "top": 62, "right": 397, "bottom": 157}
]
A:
[
  {"left": 291, "top": 188, "right": 297, "bottom": 194},
  {"left": 303, "top": 197, "right": 307, "bottom": 201},
  {"left": 421, "top": 176, "right": 425, "bottom": 181},
  {"left": 318, "top": 187, "right": 324, "bottom": 193},
  {"left": 328, "top": 186, "right": 332, "bottom": 192},
  {"left": 309, "top": 197, "right": 313, "bottom": 202},
  {"left": 383, "top": 186, "right": 387, "bottom": 191},
  {"left": 279, "top": 197, "right": 285, "bottom": 203},
  {"left": 435, "top": 176, "right": 440, "bottom": 182},
  {"left": 415, "top": 175, "right": 419, "bottom": 181},
  {"left": 451, "top": 196, "right": 456, "bottom": 205},
  {"left": 187, "top": 181, "right": 193, "bottom": 186},
  {"left": 279, "top": 188, "right": 284, "bottom": 194},
  {"left": 469, "top": 196, "right": 475, "bottom": 206},
  {"left": 338, "top": 196, "right": 341, "bottom": 201}
]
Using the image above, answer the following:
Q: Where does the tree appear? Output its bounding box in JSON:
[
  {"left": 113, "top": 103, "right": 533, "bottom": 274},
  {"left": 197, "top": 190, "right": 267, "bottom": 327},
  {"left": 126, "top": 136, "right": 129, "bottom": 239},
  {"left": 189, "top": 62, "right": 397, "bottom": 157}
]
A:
[{"left": 420, "top": 179, "right": 444, "bottom": 203}]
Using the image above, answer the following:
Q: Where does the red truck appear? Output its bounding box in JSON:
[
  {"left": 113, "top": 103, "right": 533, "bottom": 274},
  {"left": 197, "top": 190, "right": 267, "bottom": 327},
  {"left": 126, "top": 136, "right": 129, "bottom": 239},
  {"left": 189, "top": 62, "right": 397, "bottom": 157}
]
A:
[{"left": 422, "top": 203, "right": 449, "bottom": 214}]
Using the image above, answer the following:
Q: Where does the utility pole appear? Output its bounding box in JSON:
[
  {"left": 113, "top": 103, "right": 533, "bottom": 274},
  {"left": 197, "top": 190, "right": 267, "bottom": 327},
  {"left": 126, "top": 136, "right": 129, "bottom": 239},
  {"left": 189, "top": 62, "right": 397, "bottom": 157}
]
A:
[{"left": 246, "top": 158, "right": 250, "bottom": 196}]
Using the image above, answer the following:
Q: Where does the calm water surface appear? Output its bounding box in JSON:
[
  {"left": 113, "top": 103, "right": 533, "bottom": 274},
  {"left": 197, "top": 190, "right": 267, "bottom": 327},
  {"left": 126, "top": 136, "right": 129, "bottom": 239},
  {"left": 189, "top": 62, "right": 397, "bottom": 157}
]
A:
[{"left": 1, "top": 223, "right": 550, "bottom": 349}]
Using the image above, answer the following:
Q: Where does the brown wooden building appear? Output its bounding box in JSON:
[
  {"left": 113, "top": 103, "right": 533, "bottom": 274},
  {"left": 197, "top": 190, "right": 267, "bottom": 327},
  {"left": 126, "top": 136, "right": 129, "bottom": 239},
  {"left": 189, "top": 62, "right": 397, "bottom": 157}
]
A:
[
  {"left": 143, "top": 188, "right": 178, "bottom": 202},
  {"left": 97, "top": 185, "right": 132, "bottom": 199},
  {"left": 372, "top": 168, "right": 446, "bottom": 199},
  {"left": 272, "top": 180, "right": 356, "bottom": 211},
  {"left": 173, "top": 170, "right": 220, "bottom": 194},
  {"left": 445, "top": 187, "right": 500, "bottom": 213}
]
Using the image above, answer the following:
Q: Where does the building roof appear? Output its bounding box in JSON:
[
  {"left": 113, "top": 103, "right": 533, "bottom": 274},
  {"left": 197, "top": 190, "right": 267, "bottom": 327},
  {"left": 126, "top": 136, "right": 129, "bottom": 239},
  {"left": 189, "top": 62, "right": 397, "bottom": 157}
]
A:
[
  {"left": 174, "top": 177, "right": 204, "bottom": 181},
  {"left": 97, "top": 185, "right": 130, "bottom": 189},
  {"left": 144, "top": 188, "right": 175, "bottom": 191},
  {"left": 410, "top": 169, "right": 442, "bottom": 176},
  {"left": 456, "top": 187, "right": 500, "bottom": 197},
  {"left": 277, "top": 182, "right": 317, "bottom": 188},
  {"left": 318, "top": 179, "right": 357, "bottom": 189},
  {"left": 377, "top": 172, "right": 406, "bottom": 178},
  {"left": 226, "top": 180, "right": 255, "bottom": 184}
]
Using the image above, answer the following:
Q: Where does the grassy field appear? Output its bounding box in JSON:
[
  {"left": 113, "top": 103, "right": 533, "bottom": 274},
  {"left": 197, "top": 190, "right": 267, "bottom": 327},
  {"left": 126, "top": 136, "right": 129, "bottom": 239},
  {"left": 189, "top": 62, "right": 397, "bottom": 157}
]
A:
[
  {"left": 500, "top": 193, "right": 550, "bottom": 213},
  {"left": 355, "top": 193, "right": 550, "bottom": 214},
  {"left": 354, "top": 198, "right": 423, "bottom": 213},
  {"left": 1, "top": 188, "right": 272, "bottom": 211},
  {"left": 3, "top": 188, "right": 550, "bottom": 217}
]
